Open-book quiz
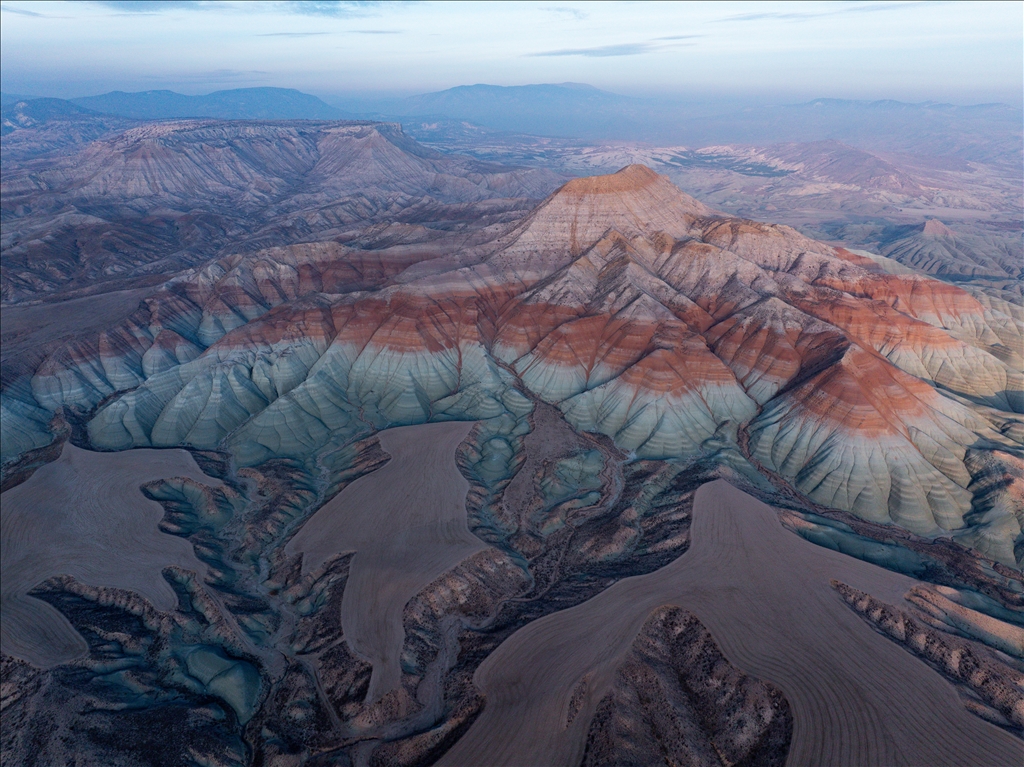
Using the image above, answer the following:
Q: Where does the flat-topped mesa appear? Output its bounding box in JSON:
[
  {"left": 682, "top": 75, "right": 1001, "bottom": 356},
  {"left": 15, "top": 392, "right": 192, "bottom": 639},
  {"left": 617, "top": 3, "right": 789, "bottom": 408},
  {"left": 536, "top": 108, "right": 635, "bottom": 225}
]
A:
[{"left": 548, "top": 163, "right": 711, "bottom": 226}]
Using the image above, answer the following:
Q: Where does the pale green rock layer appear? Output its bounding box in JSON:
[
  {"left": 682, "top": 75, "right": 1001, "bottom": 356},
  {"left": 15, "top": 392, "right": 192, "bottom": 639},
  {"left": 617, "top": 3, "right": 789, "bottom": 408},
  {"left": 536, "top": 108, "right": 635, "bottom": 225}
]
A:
[
  {"left": 5, "top": 170, "right": 1024, "bottom": 566},
  {"left": 11, "top": 311, "right": 1022, "bottom": 567}
]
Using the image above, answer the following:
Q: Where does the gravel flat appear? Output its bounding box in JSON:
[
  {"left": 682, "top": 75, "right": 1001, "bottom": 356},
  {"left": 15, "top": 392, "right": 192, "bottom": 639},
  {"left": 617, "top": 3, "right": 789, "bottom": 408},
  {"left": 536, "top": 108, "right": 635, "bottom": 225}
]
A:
[
  {"left": 0, "top": 443, "right": 218, "bottom": 667},
  {"left": 442, "top": 480, "right": 1022, "bottom": 767}
]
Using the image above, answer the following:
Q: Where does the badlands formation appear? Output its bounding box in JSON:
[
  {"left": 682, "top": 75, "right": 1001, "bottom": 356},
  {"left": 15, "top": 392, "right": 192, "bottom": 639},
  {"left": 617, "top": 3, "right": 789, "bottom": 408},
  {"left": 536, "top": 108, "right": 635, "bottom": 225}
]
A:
[
  {"left": 417, "top": 127, "right": 1024, "bottom": 304},
  {"left": 0, "top": 118, "right": 560, "bottom": 303},
  {"left": 2, "top": 158, "right": 1023, "bottom": 765}
]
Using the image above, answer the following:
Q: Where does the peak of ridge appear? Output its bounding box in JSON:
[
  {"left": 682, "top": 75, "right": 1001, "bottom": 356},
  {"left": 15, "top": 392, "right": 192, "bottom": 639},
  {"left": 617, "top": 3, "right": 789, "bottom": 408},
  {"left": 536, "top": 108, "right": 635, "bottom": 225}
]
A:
[
  {"left": 922, "top": 219, "right": 955, "bottom": 238},
  {"left": 559, "top": 164, "right": 662, "bottom": 196},
  {"left": 544, "top": 164, "right": 710, "bottom": 218},
  {"left": 484, "top": 165, "right": 713, "bottom": 275}
]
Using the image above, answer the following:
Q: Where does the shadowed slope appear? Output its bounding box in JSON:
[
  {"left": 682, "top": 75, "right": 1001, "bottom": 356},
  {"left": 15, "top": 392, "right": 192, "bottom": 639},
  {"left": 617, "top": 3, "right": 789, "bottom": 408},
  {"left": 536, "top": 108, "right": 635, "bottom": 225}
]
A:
[
  {"left": 1, "top": 120, "right": 562, "bottom": 303},
  {"left": 6, "top": 165, "right": 1024, "bottom": 568}
]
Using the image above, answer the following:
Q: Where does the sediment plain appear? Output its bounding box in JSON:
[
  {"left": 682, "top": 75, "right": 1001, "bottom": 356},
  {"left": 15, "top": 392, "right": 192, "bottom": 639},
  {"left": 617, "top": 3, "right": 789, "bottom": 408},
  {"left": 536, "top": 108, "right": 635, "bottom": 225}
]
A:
[
  {"left": 443, "top": 480, "right": 1022, "bottom": 767},
  {"left": 286, "top": 420, "right": 484, "bottom": 702},
  {"left": 0, "top": 443, "right": 218, "bottom": 666}
]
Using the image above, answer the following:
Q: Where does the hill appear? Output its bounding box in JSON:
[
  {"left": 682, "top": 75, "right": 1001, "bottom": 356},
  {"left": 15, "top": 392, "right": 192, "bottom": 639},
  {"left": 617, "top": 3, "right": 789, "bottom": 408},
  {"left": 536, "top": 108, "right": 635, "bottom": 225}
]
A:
[{"left": 70, "top": 87, "right": 345, "bottom": 120}]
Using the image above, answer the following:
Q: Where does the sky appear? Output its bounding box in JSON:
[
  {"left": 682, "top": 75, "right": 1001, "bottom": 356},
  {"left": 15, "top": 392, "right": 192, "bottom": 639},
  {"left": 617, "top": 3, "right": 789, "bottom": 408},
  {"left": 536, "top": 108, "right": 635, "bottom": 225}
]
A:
[{"left": 1, "top": 1, "right": 1021, "bottom": 105}]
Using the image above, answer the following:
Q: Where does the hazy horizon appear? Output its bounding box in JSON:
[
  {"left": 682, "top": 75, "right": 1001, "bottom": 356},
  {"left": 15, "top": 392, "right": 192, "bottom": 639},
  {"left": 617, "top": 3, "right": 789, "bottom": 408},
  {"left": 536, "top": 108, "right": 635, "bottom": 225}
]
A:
[
  {"left": 5, "top": 83, "right": 1020, "bottom": 112},
  {"left": 2, "top": 1, "right": 1021, "bottom": 106}
]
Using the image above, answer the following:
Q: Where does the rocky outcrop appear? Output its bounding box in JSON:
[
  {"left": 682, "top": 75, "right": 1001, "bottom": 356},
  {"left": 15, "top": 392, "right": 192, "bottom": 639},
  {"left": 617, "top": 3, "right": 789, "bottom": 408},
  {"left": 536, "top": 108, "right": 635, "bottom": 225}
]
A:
[
  {"left": 581, "top": 606, "right": 792, "bottom": 767},
  {"left": 0, "top": 572, "right": 263, "bottom": 767},
  {"left": 7, "top": 164, "right": 1024, "bottom": 566},
  {"left": 833, "top": 581, "right": 1024, "bottom": 734}
]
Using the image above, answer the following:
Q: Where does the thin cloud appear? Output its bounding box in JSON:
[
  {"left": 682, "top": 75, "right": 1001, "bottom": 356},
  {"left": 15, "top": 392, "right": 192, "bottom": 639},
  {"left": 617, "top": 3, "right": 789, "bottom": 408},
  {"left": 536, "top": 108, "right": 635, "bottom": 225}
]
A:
[
  {"left": 719, "top": 12, "right": 813, "bottom": 22},
  {"left": 90, "top": 0, "right": 382, "bottom": 15},
  {"left": 530, "top": 42, "right": 653, "bottom": 58},
  {"left": 285, "top": 1, "right": 384, "bottom": 17},
  {"left": 654, "top": 35, "right": 704, "bottom": 41},
  {"left": 257, "top": 32, "right": 331, "bottom": 37},
  {"left": 91, "top": 0, "right": 224, "bottom": 12},
  {"left": 542, "top": 6, "right": 588, "bottom": 20},
  {"left": 716, "top": 2, "right": 939, "bottom": 23},
  {"left": 838, "top": 1, "right": 942, "bottom": 13},
  {"left": 528, "top": 39, "right": 696, "bottom": 58},
  {"left": 0, "top": 4, "right": 46, "bottom": 16},
  {"left": 351, "top": 29, "right": 401, "bottom": 34}
]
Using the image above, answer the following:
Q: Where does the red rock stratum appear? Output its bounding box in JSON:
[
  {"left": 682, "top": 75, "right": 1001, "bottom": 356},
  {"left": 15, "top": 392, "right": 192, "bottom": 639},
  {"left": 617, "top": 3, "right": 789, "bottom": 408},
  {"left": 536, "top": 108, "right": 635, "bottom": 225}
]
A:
[{"left": 5, "top": 164, "right": 1022, "bottom": 566}]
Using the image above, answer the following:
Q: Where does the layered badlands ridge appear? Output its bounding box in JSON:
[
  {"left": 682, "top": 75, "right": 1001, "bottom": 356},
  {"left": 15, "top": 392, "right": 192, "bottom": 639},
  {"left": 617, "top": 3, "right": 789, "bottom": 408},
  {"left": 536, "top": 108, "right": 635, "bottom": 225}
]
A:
[
  {"left": 4, "top": 164, "right": 1023, "bottom": 565},
  {"left": 0, "top": 119, "right": 561, "bottom": 302}
]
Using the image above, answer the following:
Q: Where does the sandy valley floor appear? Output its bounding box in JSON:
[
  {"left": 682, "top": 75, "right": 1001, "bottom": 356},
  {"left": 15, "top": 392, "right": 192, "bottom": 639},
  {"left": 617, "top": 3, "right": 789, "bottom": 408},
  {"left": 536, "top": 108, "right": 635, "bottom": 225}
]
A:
[
  {"left": 3, "top": 429, "right": 1020, "bottom": 766},
  {"left": 286, "top": 421, "right": 485, "bottom": 702},
  {"left": 443, "top": 480, "right": 1023, "bottom": 767},
  {"left": 0, "top": 443, "right": 218, "bottom": 667}
]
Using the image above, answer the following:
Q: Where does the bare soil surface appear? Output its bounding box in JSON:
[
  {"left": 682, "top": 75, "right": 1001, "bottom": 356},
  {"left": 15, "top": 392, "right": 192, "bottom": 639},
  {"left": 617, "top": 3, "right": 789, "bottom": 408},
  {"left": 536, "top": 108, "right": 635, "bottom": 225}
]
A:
[
  {"left": 0, "top": 287, "right": 153, "bottom": 359},
  {"left": 285, "top": 420, "right": 484, "bottom": 702},
  {"left": 502, "top": 401, "right": 585, "bottom": 519},
  {"left": 442, "top": 480, "right": 1022, "bottom": 767},
  {"left": 0, "top": 286, "right": 155, "bottom": 389},
  {"left": 0, "top": 443, "right": 218, "bottom": 667}
]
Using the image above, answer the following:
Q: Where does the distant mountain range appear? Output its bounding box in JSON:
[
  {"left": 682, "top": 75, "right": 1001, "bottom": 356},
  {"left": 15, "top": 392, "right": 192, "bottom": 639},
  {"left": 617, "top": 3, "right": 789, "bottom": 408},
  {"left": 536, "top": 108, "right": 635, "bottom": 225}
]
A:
[
  {"left": 0, "top": 88, "right": 350, "bottom": 160},
  {"left": 2, "top": 83, "right": 1020, "bottom": 166},
  {"left": 335, "top": 83, "right": 650, "bottom": 138},
  {"left": 0, "top": 92, "right": 37, "bottom": 106},
  {"left": 70, "top": 87, "right": 345, "bottom": 120},
  {"left": 1, "top": 97, "right": 101, "bottom": 132},
  {"left": 336, "top": 84, "right": 1022, "bottom": 165},
  {"left": 1, "top": 87, "right": 344, "bottom": 121},
  {"left": 1, "top": 97, "right": 140, "bottom": 157}
]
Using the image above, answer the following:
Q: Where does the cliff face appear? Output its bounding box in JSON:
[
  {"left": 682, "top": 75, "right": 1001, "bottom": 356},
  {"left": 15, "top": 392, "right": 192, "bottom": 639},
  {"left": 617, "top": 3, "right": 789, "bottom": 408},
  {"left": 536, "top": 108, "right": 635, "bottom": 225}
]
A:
[{"left": 6, "top": 164, "right": 1022, "bottom": 566}]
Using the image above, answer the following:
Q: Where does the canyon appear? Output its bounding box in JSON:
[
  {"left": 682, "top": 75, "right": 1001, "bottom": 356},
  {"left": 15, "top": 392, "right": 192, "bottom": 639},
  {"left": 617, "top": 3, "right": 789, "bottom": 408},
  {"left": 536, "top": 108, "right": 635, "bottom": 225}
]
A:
[{"left": 1, "top": 114, "right": 1022, "bottom": 766}]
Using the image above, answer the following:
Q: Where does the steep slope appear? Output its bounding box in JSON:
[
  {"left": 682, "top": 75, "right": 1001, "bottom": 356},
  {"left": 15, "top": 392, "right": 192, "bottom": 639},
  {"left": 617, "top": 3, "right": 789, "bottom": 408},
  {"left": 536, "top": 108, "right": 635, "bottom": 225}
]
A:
[
  {"left": 7, "top": 164, "right": 1022, "bottom": 568},
  {"left": 0, "top": 120, "right": 561, "bottom": 303}
]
